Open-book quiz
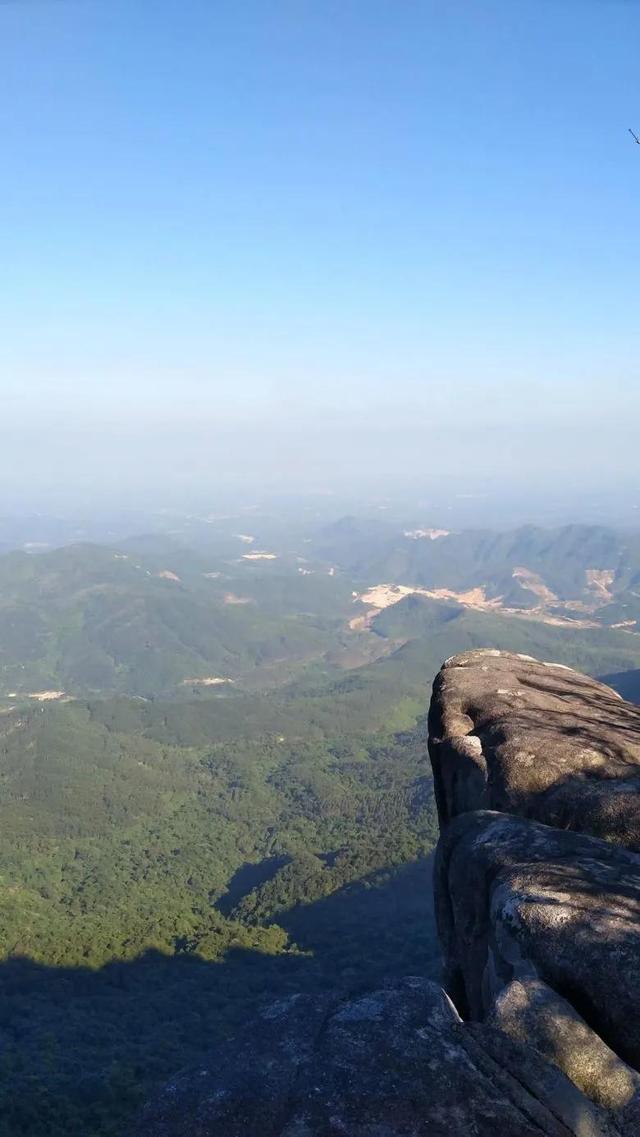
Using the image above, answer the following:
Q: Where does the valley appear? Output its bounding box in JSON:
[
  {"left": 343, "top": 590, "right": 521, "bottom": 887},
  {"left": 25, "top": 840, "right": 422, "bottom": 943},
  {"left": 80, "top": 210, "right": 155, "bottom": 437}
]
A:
[{"left": 2, "top": 515, "right": 640, "bottom": 1135}]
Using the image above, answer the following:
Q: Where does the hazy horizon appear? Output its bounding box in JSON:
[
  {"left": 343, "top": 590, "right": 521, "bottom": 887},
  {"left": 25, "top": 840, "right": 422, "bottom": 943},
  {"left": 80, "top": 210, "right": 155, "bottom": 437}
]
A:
[{"left": 2, "top": 0, "right": 639, "bottom": 508}]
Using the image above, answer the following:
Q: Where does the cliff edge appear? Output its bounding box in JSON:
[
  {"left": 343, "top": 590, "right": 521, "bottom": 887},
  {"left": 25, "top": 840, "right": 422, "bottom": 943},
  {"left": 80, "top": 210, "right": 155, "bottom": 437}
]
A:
[
  {"left": 429, "top": 650, "right": 640, "bottom": 1131},
  {"left": 134, "top": 650, "right": 640, "bottom": 1136}
]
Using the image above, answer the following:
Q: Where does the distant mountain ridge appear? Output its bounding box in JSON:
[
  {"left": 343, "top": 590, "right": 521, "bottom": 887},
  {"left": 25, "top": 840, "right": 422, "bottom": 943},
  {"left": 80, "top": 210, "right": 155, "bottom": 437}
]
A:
[
  {"left": 315, "top": 519, "right": 640, "bottom": 621},
  {"left": 1, "top": 522, "right": 640, "bottom": 700}
]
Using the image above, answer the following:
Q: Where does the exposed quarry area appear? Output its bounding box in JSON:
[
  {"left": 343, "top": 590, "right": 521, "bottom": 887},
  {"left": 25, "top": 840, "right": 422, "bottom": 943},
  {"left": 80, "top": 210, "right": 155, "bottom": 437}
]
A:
[{"left": 350, "top": 563, "right": 636, "bottom": 635}]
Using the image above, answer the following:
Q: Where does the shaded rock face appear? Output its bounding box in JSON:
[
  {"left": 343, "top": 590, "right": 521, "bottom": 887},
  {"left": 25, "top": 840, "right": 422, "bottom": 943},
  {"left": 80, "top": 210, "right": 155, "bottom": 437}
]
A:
[
  {"left": 435, "top": 810, "right": 640, "bottom": 1062},
  {"left": 135, "top": 977, "right": 618, "bottom": 1137},
  {"left": 429, "top": 650, "right": 640, "bottom": 1132},
  {"left": 428, "top": 650, "right": 640, "bottom": 849}
]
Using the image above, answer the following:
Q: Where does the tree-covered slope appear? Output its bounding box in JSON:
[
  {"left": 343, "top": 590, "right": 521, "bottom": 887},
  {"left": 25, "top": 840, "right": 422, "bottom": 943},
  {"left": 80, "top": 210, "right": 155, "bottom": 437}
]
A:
[
  {"left": 313, "top": 519, "right": 640, "bottom": 607},
  {"left": 3, "top": 526, "right": 640, "bottom": 1136},
  {"left": 0, "top": 544, "right": 353, "bottom": 697},
  {"left": 0, "top": 674, "right": 439, "bottom": 1137},
  {"left": 3, "top": 523, "right": 640, "bottom": 699},
  {"left": 369, "top": 593, "right": 640, "bottom": 678}
]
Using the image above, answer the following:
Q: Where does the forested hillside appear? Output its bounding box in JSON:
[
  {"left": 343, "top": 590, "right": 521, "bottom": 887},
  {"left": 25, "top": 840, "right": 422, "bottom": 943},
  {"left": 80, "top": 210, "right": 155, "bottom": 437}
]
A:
[
  {"left": 312, "top": 518, "right": 640, "bottom": 600},
  {"left": 3, "top": 523, "right": 640, "bottom": 699},
  {"left": 0, "top": 679, "right": 438, "bottom": 1137},
  {"left": 0, "top": 543, "right": 356, "bottom": 696},
  {"left": 2, "top": 526, "right": 640, "bottom": 1135}
]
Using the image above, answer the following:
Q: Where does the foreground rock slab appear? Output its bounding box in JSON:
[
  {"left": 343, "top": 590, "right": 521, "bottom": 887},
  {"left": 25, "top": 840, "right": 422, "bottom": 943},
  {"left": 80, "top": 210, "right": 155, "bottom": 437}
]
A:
[
  {"left": 134, "top": 977, "right": 620, "bottom": 1137},
  {"left": 428, "top": 649, "right": 640, "bottom": 848}
]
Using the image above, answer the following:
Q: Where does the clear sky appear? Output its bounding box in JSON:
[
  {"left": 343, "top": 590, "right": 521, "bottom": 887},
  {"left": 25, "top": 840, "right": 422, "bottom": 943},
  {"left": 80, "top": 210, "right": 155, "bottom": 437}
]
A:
[{"left": 1, "top": 0, "right": 639, "bottom": 508}]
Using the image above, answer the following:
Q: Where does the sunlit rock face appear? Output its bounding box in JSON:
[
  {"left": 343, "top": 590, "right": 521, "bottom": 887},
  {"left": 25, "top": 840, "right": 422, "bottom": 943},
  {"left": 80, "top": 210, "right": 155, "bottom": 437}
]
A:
[
  {"left": 435, "top": 810, "right": 640, "bottom": 1057},
  {"left": 428, "top": 649, "right": 640, "bottom": 848},
  {"left": 488, "top": 978, "right": 640, "bottom": 1113}
]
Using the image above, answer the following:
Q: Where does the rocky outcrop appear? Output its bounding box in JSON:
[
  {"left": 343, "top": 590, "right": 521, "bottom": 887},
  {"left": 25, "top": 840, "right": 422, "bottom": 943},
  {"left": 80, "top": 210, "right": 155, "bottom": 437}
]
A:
[
  {"left": 429, "top": 650, "right": 640, "bottom": 1132},
  {"left": 428, "top": 650, "right": 640, "bottom": 848},
  {"left": 435, "top": 810, "right": 640, "bottom": 1056},
  {"left": 135, "top": 976, "right": 621, "bottom": 1137},
  {"left": 134, "top": 650, "right": 640, "bottom": 1136}
]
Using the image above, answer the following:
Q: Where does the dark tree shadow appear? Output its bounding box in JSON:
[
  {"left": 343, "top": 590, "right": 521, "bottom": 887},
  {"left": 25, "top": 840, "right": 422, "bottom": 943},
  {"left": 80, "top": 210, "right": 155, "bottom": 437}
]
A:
[
  {"left": 0, "top": 857, "right": 439, "bottom": 1137},
  {"left": 601, "top": 669, "right": 640, "bottom": 705},
  {"left": 215, "top": 855, "right": 291, "bottom": 917}
]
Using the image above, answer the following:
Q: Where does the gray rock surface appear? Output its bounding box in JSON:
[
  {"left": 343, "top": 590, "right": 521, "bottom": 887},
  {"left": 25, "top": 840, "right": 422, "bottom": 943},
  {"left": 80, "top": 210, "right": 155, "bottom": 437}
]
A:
[
  {"left": 435, "top": 809, "right": 640, "bottom": 1066},
  {"left": 428, "top": 650, "right": 640, "bottom": 848},
  {"left": 135, "top": 977, "right": 620, "bottom": 1137},
  {"left": 429, "top": 650, "right": 640, "bottom": 1130},
  {"left": 488, "top": 978, "right": 640, "bottom": 1113}
]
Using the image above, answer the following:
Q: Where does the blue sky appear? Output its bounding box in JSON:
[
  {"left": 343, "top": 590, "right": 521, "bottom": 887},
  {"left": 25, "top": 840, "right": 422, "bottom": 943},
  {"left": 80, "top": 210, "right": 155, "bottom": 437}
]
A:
[{"left": 1, "top": 0, "right": 639, "bottom": 504}]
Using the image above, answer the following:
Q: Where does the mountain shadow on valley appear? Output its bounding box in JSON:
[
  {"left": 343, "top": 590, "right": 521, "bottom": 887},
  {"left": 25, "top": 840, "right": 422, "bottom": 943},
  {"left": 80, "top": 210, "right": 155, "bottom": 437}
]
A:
[{"left": 0, "top": 856, "right": 438, "bottom": 1137}]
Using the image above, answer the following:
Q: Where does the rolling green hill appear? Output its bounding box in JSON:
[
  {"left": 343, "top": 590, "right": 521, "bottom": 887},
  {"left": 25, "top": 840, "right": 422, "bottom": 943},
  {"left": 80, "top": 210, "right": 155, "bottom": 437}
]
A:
[
  {"left": 3, "top": 523, "right": 640, "bottom": 700},
  {"left": 368, "top": 592, "right": 640, "bottom": 679},
  {"left": 0, "top": 544, "right": 355, "bottom": 697}
]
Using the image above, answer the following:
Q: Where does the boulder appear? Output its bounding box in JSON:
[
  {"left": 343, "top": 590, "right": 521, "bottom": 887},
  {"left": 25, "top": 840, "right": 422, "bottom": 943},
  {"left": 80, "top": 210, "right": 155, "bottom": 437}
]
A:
[
  {"left": 435, "top": 810, "right": 640, "bottom": 1072},
  {"left": 428, "top": 650, "right": 640, "bottom": 848}
]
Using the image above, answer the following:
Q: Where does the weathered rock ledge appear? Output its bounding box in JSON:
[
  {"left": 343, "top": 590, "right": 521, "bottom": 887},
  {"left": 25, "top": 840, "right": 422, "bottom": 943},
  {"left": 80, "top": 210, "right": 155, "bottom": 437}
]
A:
[
  {"left": 429, "top": 650, "right": 640, "bottom": 1133},
  {"left": 135, "top": 976, "right": 621, "bottom": 1137},
  {"left": 134, "top": 650, "right": 640, "bottom": 1135}
]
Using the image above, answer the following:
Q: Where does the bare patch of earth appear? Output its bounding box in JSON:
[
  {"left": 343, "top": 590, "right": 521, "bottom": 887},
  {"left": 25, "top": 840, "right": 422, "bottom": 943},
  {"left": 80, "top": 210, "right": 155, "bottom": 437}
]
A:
[
  {"left": 349, "top": 581, "right": 605, "bottom": 632},
  {"left": 26, "top": 691, "right": 73, "bottom": 702},
  {"left": 181, "top": 677, "right": 234, "bottom": 686},
  {"left": 512, "top": 566, "right": 559, "bottom": 606},
  {"left": 586, "top": 568, "right": 615, "bottom": 603}
]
